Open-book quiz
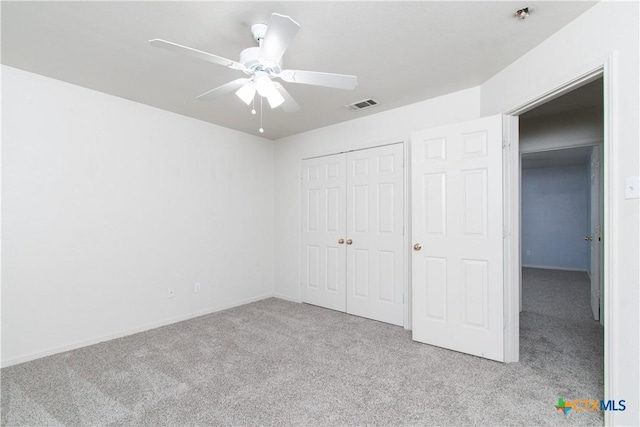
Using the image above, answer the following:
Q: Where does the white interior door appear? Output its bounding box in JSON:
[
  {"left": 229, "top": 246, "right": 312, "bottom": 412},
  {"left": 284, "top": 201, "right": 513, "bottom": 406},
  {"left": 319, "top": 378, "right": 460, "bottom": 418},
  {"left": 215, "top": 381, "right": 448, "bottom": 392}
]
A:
[
  {"left": 411, "top": 115, "right": 505, "bottom": 362},
  {"left": 301, "top": 154, "right": 347, "bottom": 312},
  {"left": 589, "top": 146, "right": 602, "bottom": 322},
  {"left": 345, "top": 144, "right": 404, "bottom": 326}
]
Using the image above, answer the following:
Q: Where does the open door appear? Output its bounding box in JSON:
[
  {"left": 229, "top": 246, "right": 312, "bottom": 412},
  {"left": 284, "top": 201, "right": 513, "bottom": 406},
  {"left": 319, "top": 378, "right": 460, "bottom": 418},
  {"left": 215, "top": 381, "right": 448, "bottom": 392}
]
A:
[{"left": 411, "top": 115, "right": 510, "bottom": 362}]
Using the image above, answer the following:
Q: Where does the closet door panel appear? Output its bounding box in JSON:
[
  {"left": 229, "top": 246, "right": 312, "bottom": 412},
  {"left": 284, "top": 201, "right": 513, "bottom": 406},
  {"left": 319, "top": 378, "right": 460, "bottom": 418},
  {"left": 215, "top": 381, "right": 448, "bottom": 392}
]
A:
[
  {"left": 346, "top": 144, "right": 404, "bottom": 326},
  {"left": 301, "top": 154, "right": 347, "bottom": 311}
]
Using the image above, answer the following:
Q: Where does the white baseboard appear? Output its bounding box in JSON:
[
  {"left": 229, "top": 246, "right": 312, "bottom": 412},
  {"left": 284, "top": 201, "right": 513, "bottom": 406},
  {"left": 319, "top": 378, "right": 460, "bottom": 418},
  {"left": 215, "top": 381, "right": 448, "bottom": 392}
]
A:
[
  {"left": 1, "top": 293, "right": 274, "bottom": 368},
  {"left": 272, "top": 293, "right": 302, "bottom": 303},
  {"left": 522, "top": 264, "right": 588, "bottom": 273}
]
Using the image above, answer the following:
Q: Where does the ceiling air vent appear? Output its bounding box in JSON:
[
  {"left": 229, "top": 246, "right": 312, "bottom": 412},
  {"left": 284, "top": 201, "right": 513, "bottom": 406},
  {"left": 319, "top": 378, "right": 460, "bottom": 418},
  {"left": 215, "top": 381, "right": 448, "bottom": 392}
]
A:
[{"left": 345, "top": 98, "right": 378, "bottom": 112}]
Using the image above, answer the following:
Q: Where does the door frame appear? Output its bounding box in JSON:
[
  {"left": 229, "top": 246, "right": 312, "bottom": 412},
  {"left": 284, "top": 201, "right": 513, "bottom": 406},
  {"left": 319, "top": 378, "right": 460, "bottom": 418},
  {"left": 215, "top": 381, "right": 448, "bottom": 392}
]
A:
[
  {"left": 299, "top": 141, "right": 410, "bottom": 328},
  {"left": 588, "top": 144, "right": 604, "bottom": 323},
  {"left": 504, "top": 54, "right": 615, "bottom": 424}
]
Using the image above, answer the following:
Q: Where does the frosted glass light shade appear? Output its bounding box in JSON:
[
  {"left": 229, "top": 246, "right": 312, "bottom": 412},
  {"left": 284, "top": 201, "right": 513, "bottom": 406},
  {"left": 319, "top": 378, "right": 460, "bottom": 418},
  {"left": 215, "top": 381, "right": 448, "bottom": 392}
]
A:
[
  {"left": 266, "top": 90, "right": 285, "bottom": 108},
  {"left": 235, "top": 82, "right": 256, "bottom": 105},
  {"left": 254, "top": 72, "right": 273, "bottom": 97}
]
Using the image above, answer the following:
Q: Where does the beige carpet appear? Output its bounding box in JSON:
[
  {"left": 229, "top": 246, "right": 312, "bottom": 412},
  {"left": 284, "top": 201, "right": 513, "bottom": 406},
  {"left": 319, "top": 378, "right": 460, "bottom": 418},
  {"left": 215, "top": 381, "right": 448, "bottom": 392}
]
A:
[{"left": 1, "top": 268, "right": 604, "bottom": 426}]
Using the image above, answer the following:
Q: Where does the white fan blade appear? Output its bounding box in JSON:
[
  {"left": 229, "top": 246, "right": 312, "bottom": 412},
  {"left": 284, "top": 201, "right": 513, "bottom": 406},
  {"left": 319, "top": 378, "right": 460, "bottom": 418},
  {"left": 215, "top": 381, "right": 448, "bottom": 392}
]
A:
[
  {"left": 279, "top": 69, "right": 358, "bottom": 90},
  {"left": 150, "top": 39, "right": 244, "bottom": 71},
  {"left": 260, "top": 13, "right": 300, "bottom": 63},
  {"left": 196, "top": 78, "right": 251, "bottom": 101},
  {"left": 274, "top": 83, "right": 301, "bottom": 112}
]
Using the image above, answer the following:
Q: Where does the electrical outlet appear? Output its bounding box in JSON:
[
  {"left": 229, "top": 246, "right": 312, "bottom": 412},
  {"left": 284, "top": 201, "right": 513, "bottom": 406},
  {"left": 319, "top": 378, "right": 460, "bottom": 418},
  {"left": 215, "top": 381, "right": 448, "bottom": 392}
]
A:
[
  {"left": 194, "top": 282, "right": 201, "bottom": 293},
  {"left": 168, "top": 288, "right": 175, "bottom": 299}
]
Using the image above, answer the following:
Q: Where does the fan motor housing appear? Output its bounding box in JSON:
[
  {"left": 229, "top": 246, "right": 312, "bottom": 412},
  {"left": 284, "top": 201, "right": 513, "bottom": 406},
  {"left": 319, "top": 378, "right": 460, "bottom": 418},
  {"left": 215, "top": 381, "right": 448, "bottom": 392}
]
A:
[
  {"left": 240, "top": 46, "right": 282, "bottom": 74},
  {"left": 250, "top": 23, "right": 267, "bottom": 42}
]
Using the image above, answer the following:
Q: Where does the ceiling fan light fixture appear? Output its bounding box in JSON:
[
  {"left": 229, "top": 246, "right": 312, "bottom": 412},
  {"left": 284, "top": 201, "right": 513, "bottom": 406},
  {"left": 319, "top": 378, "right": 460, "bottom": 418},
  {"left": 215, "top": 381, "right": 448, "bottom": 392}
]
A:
[
  {"left": 254, "top": 71, "right": 284, "bottom": 108},
  {"left": 254, "top": 71, "right": 274, "bottom": 97},
  {"left": 235, "top": 81, "right": 256, "bottom": 105},
  {"left": 151, "top": 12, "right": 356, "bottom": 124},
  {"left": 266, "top": 90, "right": 285, "bottom": 108}
]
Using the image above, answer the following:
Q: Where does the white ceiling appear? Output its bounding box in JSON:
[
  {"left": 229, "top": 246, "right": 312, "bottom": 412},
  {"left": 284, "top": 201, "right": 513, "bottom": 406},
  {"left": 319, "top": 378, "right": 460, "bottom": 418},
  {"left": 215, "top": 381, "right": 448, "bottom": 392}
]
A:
[{"left": 1, "top": 1, "right": 597, "bottom": 140}]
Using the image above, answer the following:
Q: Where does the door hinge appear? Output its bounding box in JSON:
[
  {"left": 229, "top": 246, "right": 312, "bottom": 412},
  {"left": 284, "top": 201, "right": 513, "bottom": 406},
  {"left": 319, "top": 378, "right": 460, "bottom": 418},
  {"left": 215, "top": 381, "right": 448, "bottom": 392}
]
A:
[
  {"left": 502, "top": 138, "right": 510, "bottom": 149},
  {"left": 503, "top": 227, "right": 510, "bottom": 238}
]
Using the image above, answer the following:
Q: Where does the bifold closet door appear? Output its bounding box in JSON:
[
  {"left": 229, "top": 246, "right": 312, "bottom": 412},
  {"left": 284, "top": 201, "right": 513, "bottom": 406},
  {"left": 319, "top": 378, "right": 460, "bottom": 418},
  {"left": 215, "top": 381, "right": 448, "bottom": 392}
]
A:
[
  {"left": 301, "top": 144, "right": 404, "bottom": 326},
  {"left": 345, "top": 144, "right": 404, "bottom": 326},
  {"left": 301, "top": 154, "right": 347, "bottom": 312}
]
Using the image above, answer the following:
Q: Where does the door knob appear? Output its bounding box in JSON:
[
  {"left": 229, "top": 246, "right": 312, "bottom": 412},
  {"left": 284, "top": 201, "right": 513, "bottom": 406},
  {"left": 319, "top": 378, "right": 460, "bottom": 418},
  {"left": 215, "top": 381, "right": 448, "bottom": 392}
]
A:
[
  {"left": 584, "top": 236, "right": 594, "bottom": 241},
  {"left": 346, "top": 239, "right": 353, "bottom": 245},
  {"left": 413, "top": 243, "right": 422, "bottom": 251},
  {"left": 338, "top": 238, "right": 345, "bottom": 244}
]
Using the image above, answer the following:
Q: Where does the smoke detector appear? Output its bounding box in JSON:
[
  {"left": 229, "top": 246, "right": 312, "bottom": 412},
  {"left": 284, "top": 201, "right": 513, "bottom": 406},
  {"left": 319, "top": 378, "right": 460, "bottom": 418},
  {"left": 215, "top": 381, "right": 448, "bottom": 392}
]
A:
[{"left": 515, "top": 7, "right": 530, "bottom": 20}]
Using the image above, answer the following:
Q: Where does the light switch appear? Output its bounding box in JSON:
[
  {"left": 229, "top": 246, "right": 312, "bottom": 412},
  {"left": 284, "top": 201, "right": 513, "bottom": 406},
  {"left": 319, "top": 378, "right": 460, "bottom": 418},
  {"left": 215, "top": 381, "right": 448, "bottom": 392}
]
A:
[{"left": 625, "top": 176, "right": 640, "bottom": 199}]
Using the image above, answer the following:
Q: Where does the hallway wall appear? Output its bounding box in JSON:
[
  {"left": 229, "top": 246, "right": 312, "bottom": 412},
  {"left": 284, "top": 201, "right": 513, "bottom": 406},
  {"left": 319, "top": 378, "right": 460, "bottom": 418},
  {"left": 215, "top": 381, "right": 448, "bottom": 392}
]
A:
[{"left": 521, "top": 164, "right": 589, "bottom": 271}]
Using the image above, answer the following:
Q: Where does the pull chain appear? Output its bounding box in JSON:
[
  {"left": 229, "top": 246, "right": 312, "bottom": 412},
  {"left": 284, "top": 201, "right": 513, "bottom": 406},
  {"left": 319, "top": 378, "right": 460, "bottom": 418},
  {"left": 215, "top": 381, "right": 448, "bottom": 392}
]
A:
[{"left": 259, "top": 96, "right": 264, "bottom": 133}]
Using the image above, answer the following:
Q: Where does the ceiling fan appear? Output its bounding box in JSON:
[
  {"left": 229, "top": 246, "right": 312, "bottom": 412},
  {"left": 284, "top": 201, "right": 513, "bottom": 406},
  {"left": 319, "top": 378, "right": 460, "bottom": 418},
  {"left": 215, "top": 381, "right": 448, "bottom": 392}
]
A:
[{"left": 150, "top": 13, "right": 358, "bottom": 113}]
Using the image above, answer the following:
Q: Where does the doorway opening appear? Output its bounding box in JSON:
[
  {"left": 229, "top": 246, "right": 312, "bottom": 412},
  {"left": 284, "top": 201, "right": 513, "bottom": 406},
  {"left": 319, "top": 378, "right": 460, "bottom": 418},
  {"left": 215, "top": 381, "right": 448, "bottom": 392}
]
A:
[{"left": 518, "top": 78, "right": 604, "bottom": 408}]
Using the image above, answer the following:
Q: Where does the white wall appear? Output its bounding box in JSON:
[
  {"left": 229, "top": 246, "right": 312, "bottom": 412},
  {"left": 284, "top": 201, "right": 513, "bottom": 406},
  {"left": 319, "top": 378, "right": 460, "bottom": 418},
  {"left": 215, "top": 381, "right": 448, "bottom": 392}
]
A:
[
  {"left": 1, "top": 66, "right": 275, "bottom": 366},
  {"left": 481, "top": 2, "right": 639, "bottom": 424},
  {"left": 273, "top": 87, "right": 481, "bottom": 302}
]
